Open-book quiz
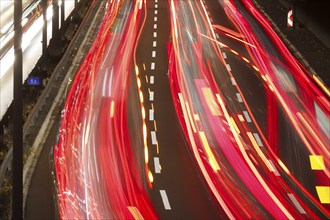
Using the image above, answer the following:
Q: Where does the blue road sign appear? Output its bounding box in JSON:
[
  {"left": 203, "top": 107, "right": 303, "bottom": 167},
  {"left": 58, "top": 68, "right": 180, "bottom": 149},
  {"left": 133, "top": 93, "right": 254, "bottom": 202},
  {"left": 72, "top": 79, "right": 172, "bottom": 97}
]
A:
[{"left": 27, "top": 77, "right": 41, "bottom": 85}]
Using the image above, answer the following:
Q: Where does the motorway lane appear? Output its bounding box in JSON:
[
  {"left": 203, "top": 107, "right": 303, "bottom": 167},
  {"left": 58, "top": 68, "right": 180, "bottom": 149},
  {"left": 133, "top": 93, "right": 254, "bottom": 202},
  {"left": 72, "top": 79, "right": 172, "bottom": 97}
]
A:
[
  {"left": 231, "top": 1, "right": 329, "bottom": 215},
  {"left": 202, "top": 0, "right": 329, "bottom": 217},
  {"left": 134, "top": 0, "right": 223, "bottom": 219},
  {"left": 168, "top": 0, "right": 292, "bottom": 218},
  {"left": 202, "top": 0, "right": 268, "bottom": 134},
  {"left": 25, "top": 113, "right": 60, "bottom": 219}
]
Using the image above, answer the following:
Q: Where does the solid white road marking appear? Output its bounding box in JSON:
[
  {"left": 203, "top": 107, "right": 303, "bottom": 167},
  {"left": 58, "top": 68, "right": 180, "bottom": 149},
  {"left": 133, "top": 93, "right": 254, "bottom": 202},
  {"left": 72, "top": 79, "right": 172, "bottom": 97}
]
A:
[
  {"left": 160, "top": 190, "right": 171, "bottom": 210},
  {"left": 149, "top": 109, "right": 154, "bottom": 121},
  {"left": 150, "top": 76, "right": 154, "bottom": 84},
  {"left": 154, "top": 157, "right": 161, "bottom": 173},
  {"left": 153, "top": 41, "right": 157, "bottom": 47},
  {"left": 288, "top": 194, "right": 306, "bottom": 214},
  {"left": 149, "top": 91, "right": 154, "bottom": 101},
  {"left": 151, "top": 131, "right": 157, "bottom": 145},
  {"left": 236, "top": 93, "right": 243, "bottom": 102},
  {"left": 243, "top": 111, "right": 251, "bottom": 122},
  {"left": 253, "top": 133, "right": 263, "bottom": 147},
  {"left": 151, "top": 62, "right": 155, "bottom": 70},
  {"left": 152, "top": 51, "right": 156, "bottom": 58}
]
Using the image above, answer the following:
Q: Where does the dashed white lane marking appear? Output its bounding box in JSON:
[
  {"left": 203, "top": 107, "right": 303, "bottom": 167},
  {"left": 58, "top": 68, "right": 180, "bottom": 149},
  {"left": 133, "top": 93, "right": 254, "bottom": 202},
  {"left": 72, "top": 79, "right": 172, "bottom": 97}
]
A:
[
  {"left": 253, "top": 133, "right": 263, "bottom": 147},
  {"left": 153, "top": 32, "right": 157, "bottom": 38},
  {"left": 155, "top": 10, "right": 158, "bottom": 15},
  {"left": 155, "top": 0, "right": 158, "bottom": 2},
  {"left": 149, "top": 109, "right": 154, "bottom": 121},
  {"left": 230, "top": 77, "right": 236, "bottom": 85},
  {"left": 151, "top": 131, "right": 157, "bottom": 145},
  {"left": 243, "top": 111, "right": 252, "bottom": 122},
  {"left": 222, "top": 52, "right": 227, "bottom": 59},
  {"left": 154, "top": 24, "right": 157, "bottom": 29},
  {"left": 149, "top": 91, "right": 154, "bottom": 101},
  {"left": 226, "top": 63, "right": 231, "bottom": 71},
  {"left": 151, "top": 62, "right": 155, "bottom": 70},
  {"left": 155, "top": 4, "right": 158, "bottom": 8},
  {"left": 153, "top": 41, "right": 157, "bottom": 47},
  {"left": 154, "top": 16, "right": 158, "bottom": 22},
  {"left": 236, "top": 93, "right": 243, "bottom": 103},
  {"left": 150, "top": 76, "right": 154, "bottom": 84},
  {"left": 152, "top": 51, "right": 156, "bottom": 58},
  {"left": 288, "top": 194, "right": 306, "bottom": 214},
  {"left": 154, "top": 157, "right": 161, "bottom": 173},
  {"left": 268, "top": 160, "right": 280, "bottom": 176},
  {"left": 160, "top": 190, "right": 171, "bottom": 210},
  {"left": 216, "top": 33, "right": 220, "bottom": 39}
]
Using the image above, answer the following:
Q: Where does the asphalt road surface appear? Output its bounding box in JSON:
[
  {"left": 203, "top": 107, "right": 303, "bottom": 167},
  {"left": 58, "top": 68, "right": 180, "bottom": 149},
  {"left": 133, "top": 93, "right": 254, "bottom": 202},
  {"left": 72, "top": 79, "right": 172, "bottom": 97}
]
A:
[{"left": 133, "top": 0, "right": 224, "bottom": 219}]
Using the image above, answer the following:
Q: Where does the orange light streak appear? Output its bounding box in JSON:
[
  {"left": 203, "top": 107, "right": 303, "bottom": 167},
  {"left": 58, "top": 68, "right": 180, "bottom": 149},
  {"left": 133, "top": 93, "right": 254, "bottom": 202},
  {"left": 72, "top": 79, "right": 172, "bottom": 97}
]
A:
[
  {"left": 110, "top": 101, "right": 115, "bottom": 118},
  {"left": 238, "top": 114, "right": 245, "bottom": 122},
  {"left": 242, "top": 57, "right": 250, "bottom": 63},
  {"left": 213, "top": 24, "right": 244, "bottom": 38},
  {"left": 185, "top": 102, "right": 197, "bottom": 133},
  {"left": 230, "top": 49, "right": 239, "bottom": 55},
  {"left": 313, "top": 75, "right": 330, "bottom": 97},
  {"left": 178, "top": 93, "right": 235, "bottom": 219},
  {"left": 230, "top": 117, "right": 240, "bottom": 134},
  {"left": 128, "top": 206, "right": 144, "bottom": 220},
  {"left": 199, "top": 131, "right": 221, "bottom": 171},
  {"left": 216, "top": 94, "right": 294, "bottom": 219},
  {"left": 247, "top": 132, "right": 273, "bottom": 172}
]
